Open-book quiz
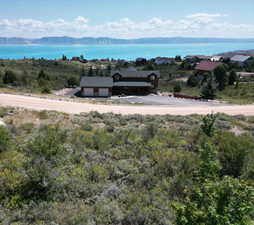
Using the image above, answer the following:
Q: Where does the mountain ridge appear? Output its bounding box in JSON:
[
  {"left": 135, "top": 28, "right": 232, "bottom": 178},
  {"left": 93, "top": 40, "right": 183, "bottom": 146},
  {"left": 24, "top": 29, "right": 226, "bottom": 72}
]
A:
[{"left": 0, "top": 37, "right": 254, "bottom": 45}]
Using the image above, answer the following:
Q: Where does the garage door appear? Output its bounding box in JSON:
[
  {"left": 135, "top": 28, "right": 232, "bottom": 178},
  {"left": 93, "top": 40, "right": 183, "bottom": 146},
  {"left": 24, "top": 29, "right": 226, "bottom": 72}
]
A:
[
  {"left": 83, "top": 88, "right": 94, "bottom": 96},
  {"left": 99, "top": 88, "right": 109, "bottom": 97}
]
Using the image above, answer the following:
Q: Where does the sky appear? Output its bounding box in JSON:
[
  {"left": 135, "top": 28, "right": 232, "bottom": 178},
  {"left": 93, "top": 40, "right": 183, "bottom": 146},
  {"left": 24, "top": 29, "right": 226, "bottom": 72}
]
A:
[{"left": 0, "top": 0, "right": 254, "bottom": 38}]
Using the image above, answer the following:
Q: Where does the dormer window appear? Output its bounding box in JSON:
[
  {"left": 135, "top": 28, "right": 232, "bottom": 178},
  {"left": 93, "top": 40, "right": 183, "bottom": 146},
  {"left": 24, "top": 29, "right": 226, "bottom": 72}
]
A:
[
  {"left": 113, "top": 73, "right": 121, "bottom": 81},
  {"left": 149, "top": 74, "right": 156, "bottom": 81}
]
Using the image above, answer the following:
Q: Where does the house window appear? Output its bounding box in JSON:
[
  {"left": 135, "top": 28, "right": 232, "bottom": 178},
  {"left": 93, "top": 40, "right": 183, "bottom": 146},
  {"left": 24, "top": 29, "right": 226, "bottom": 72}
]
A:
[
  {"left": 113, "top": 74, "right": 121, "bottom": 81},
  {"left": 149, "top": 74, "right": 156, "bottom": 81}
]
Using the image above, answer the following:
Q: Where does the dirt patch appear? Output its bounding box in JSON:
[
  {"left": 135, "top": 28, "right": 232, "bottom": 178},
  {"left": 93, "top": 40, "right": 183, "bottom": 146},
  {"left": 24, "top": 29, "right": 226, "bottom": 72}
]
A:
[{"left": 230, "top": 126, "right": 246, "bottom": 136}]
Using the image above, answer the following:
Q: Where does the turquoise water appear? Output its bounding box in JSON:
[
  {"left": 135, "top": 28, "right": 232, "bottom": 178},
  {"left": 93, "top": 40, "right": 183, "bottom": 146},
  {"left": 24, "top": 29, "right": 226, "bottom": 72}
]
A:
[{"left": 0, "top": 43, "right": 254, "bottom": 60}]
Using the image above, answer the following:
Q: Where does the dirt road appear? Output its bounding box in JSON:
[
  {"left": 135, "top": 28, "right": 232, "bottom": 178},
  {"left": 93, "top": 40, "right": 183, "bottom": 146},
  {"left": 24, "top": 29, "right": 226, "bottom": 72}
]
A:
[{"left": 0, "top": 93, "right": 254, "bottom": 116}]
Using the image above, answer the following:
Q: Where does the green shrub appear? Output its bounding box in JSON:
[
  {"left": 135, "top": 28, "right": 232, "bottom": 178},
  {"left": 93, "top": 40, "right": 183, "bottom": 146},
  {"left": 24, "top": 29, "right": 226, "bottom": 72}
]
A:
[
  {"left": 41, "top": 86, "right": 51, "bottom": 94},
  {"left": 173, "top": 83, "right": 182, "bottom": 93},
  {"left": 0, "top": 126, "right": 13, "bottom": 153},
  {"left": 3, "top": 70, "right": 17, "bottom": 84}
]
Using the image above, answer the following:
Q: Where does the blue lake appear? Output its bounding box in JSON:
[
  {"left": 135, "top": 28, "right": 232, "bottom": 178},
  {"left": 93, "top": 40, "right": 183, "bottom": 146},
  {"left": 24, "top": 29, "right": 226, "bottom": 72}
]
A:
[{"left": 0, "top": 43, "right": 254, "bottom": 60}]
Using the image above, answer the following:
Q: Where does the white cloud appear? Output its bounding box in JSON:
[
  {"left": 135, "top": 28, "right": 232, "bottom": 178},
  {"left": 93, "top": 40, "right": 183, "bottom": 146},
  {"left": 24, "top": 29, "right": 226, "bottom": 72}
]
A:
[{"left": 0, "top": 14, "right": 253, "bottom": 38}]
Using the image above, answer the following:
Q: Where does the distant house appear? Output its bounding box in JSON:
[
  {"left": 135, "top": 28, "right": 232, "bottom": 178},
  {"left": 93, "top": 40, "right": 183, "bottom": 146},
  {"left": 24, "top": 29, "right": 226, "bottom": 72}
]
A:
[
  {"left": 154, "top": 57, "right": 175, "bottom": 65},
  {"left": 185, "top": 55, "right": 211, "bottom": 63},
  {"left": 195, "top": 61, "right": 223, "bottom": 74},
  {"left": 80, "top": 68, "right": 160, "bottom": 97},
  {"left": 136, "top": 58, "right": 147, "bottom": 66},
  {"left": 211, "top": 56, "right": 223, "bottom": 62},
  {"left": 230, "top": 55, "right": 252, "bottom": 67},
  {"left": 237, "top": 72, "right": 254, "bottom": 81},
  {"left": 80, "top": 77, "right": 113, "bottom": 97},
  {"left": 111, "top": 68, "right": 160, "bottom": 95}
]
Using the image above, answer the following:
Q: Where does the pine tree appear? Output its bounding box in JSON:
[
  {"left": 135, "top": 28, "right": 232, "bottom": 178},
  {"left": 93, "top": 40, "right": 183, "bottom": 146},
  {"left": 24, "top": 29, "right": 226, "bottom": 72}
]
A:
[
  {"left": 3, "top": 70, "right": 17, "bottom": 84},
  {"left": 201, "top": 74, "right": 217, "bottom": 99},
  {"left": 88, "top": 67, "right": 93, "bottom": 77},
  {"left": 228, "top": 70, "right": 237, "bottom": 85},
  {"left": 201, "top": 113, "right": 217, "bottom": 137},
  {"left": 214, "top": 65, "right": 228, "bottom": 90},
  {"left": 38, "top": 70, "right": 50, "bottom": 80}
]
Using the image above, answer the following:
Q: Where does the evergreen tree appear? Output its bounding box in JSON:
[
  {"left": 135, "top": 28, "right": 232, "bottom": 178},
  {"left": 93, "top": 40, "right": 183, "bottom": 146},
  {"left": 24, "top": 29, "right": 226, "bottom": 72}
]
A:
[
  {"left": 187, "top": 74, "right": 199, "bottom": 87},
  {"left": 201, "top": 113, "right": 217, "bottom": 137},
  {"left": 214, "top": 65, "right": 228, "bottom": 90},
  {"left": 0, "top": 71, "right": 3, "bottom": 86},
  {"left": 175, "top": 55, "right": 182, "bottom": 61},
  {"left": 88, "top": 67, "right": 94, "bottom": 77},
  {"left": 3, "top": 70, "right": 17, "bottom": 84},
  {"left": 201, "top": 74, "right": 217, "bottom": 99},
  {"left": 62, "top": 55, "right": 67, "bottom": 61},
  {"left": 38, "top": 70, "right": 50, "bottom": 80},
  {"left": 67, "top": 76, "right": 78, "bottom": 87},
  {"left": 173, "top": 83, "right": 182, "bottom": 93},
  {"left": 228, "top": 70, "right": 237, "bottom": 85}
]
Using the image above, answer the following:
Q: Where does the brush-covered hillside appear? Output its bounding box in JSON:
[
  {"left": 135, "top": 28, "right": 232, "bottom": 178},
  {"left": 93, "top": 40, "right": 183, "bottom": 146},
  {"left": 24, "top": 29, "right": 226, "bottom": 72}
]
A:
[{"left": 0, "top": 107, "right": 254, "bottom": 225}]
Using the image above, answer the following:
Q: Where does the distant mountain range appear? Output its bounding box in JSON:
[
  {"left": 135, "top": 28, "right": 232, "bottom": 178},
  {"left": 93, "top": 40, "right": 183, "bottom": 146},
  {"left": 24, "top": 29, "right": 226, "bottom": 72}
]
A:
[
  {"left": 0, "top": 37, "right": 254, "bottom": 45},
  {"left": 218, "top": 49, "right": 254, "bottom": 57}
]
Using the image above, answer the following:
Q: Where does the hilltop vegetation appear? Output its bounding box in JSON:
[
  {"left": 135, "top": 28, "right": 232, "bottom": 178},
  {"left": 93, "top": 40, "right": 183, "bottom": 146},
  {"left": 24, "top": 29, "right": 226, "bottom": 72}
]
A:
[
  {"left": 0, "top": 107, "right": 254, "bottom": 224},
  {"left": 0, "top": 58, "right": 110, "bottom": 93}
]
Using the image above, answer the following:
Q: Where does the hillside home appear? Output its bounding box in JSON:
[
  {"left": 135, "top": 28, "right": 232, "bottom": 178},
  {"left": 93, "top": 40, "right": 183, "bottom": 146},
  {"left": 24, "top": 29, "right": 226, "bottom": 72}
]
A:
[
  {"left": 230, "top": 55, "right": 252, "bottom": 67},
  {"left": 155, "top": 57, "right": 175, "bottom": 65},
  {"left": 111, "top": 68, "right": 160, "bottom": 95},
  {"left": 211, "top": 56, "right": 223, "bottom": 62},
  {"left": 80, "top": 77, "right": 113, "bottom": 97},
  {"left": 184, "top": 55, "right": 212, "bottom": 63},
  {"left": 80, "top": 68, "right": 160, "bottom": 97},
  {"left": 195, "top": 61, "right": 223, "bottom": 75},
  {"left": 237, "top": 72, "right": 254, "bottom": 81}
]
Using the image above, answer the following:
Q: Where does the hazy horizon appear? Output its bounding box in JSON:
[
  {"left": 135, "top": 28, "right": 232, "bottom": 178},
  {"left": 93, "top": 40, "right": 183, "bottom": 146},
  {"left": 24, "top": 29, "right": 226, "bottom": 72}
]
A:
[{"left": 1, "top": 36, "right": 254, "bottom": 40}]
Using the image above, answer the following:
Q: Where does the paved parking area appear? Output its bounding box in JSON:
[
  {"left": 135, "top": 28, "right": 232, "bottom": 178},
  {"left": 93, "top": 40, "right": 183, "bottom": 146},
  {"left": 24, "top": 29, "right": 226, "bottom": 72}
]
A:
[{"left": 111, "top": 95, "right": 225, "bottom": 106}]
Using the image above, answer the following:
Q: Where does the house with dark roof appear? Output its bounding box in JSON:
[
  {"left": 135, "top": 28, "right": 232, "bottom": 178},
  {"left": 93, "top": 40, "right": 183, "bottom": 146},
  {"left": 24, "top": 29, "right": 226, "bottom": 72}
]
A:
[
  {"left": 111, "top": 68, "right": 160, "bottom": 95},
  {"left": 230, "top": 55, "right": 252, "bottom": 67},
  {"left": 184, "top": 55, "right": 212, "bottom": 63},
  {"left": 80, "top": 77, "right": 113, "bottom": 97},
  {"left": 80, "top": 68, "right": 160, "bottom": 97},
  {"left": 155, "top": 57, "right": 175, "bottom": 65}
]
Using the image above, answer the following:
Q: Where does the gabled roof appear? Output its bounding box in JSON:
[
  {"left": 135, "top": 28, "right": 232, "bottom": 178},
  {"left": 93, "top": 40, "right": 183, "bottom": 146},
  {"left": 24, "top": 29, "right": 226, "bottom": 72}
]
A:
[
  {"left": 230, "top": 55, "right": 251, "bottom": 62},
  {"left": 155, "top": 57, "right": 175, "bottom": 60},
  {"left": 114, "top": 82, "right": 152, "bottom": 87},
  {"left": 80, "top": 77, "right": 113, "bottom": 87},
  {"left": 237, "top": 72, "right": 254, "bottom": 77},
  {"left": 185, "top": 55, "right": 212, "bottom": 60},
  {"left": 111, "top": 70, "right": 160, "bottom": 78},
  {"left": 195, "top": 61, "right": 223, "bottom": 71}
]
